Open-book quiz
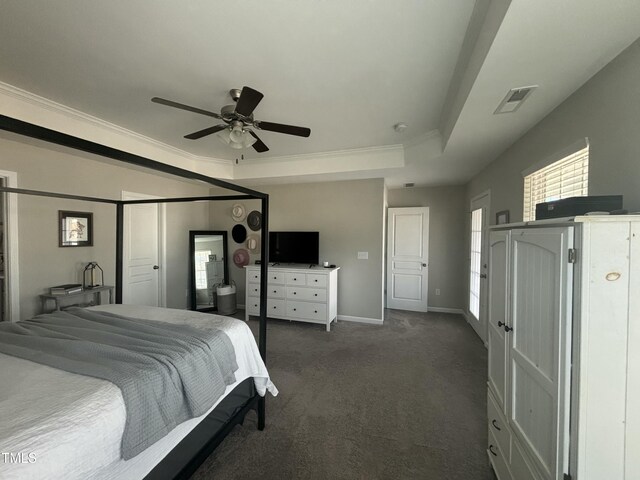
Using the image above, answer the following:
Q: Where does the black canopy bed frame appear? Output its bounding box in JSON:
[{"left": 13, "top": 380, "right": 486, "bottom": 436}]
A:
[{"left": 0, "top": 114, "right": 271, "bottom": 479}]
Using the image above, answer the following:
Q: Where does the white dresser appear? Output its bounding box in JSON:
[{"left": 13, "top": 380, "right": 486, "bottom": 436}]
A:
[
  {"left": 244, "top": 265, "right": 339, "bottom": 331},
  {"left": 486, "top": 215, "right": 640, "bottom": 480}
]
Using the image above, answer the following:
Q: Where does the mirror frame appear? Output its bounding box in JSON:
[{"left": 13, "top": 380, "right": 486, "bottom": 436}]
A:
[{"left": 188, "top": 230, "right": 229, "bottom": 312}]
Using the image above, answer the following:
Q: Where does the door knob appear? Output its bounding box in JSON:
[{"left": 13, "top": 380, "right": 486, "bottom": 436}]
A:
[
  {"left": 153, "top": 265, "right": 159, "bottom": 270},
  {"left": 480, "top": 273, "right": 487, "bottom": 278}
]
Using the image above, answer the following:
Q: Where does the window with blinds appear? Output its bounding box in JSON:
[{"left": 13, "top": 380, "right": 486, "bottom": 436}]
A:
[
  {"left": 523, "top": 146, "right": 589, "bottom": 221},
  {"left": 469, "top": 207, "right": 482, "bottom": 320}
]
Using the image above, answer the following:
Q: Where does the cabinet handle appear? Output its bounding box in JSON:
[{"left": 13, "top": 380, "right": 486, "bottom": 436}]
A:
[
  {"left": 489, "top": 445, "right": 497, "bottom": 457},
  {"left": 497, "top": 321, "right": 513, "bottom": 332},
  {"left": 491, "top": 419, "right": 501, "bottom": 431}
]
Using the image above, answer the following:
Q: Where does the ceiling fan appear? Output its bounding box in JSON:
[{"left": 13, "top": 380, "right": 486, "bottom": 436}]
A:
[{"left": 151, "top": 86, "right": 311, "bottom": 153}]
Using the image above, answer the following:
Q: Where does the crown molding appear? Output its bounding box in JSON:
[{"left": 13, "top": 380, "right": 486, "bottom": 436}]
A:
[
  {"left": 0, "top": 81, "right": 232, "bottom": 167},
  {"left": 237, "top": 143, "right": 405, "bottom": 165}
]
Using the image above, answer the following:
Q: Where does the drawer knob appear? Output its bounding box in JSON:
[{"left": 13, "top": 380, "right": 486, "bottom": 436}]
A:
[
  {"left": 273, "top": 290, "right": 277, "bottom": 293},
  {"left": 314, "top": 294, "right": 318, "bottom": 297},
  {"left": 293, "top": 308, "right": 297, "bottom": 311},
  {"left": 314, "top": 279, "right": 318, "bottom": 282},
  {"left": 293, "top": 278, "right": 297, "bottom": 281},
  {"left": 273, "top": 306, "right": 277, "bottom": 309},
  {"left": 489, "top": 445, "right": 497, "bottom": 457},
  {"left": 254, "top": 304, "right": 257, "bottom": 307},
  {"left": 491, "top": 419, "right": 501, "bottom": 431},
  {"left": 314, "top": 310, "right": 318, "bottom": 313},
  {"left": 293, "top": 292, "right": 297, "bottom": 295}
]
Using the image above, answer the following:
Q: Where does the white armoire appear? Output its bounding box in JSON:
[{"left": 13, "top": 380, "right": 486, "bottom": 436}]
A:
[{"left": 486, "top": 215, "right": 639, "bottom": 480}]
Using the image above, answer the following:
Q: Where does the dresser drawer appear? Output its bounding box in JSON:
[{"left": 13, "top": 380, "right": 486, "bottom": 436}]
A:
[
  {"left": 267, "top": 285, "right": 285, "bottom": 299},
  {"left": 488, "top": 429, "right": 511, "bottom": 480},
  {"left": 267, "top": 299, "right": 285, "bottom": 316},
  {"left": 247, "top": 299, "right": 260, "bottom": 315},
  {"left": 287, "top": 301, "right": 326, "bottom": 321},
  {"left": 285, "top": 272, "right": 306, "bottom": 285},
  {"left": 247, "top": 284, "right": 261, "bottom": 297},
  {"left": 267, "top": 271, "right": 285, "bottom": 285},
  {"left": 306, "top": 274, "right": 327, "bottom": 287},
  {"left": 247, "top": 270, "right": 261, "bottom": 283},
  {"left": 488, "top": 390, "right": 511, "bottom": 461},
  {"left": 286, "top": 287, "right": 326, "bottom": 302}
]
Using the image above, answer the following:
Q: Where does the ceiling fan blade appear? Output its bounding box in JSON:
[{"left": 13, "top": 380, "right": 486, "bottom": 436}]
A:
[
  {"left": 248, "top": 130, "right": 269, "bottom": 153},
  {"left": 184, "top": 124, "right": 228, "bottom": 140},
  {"left": 234, "top": 87, "right": 264, "bottom": 117},
  {"left": 255, "top": 120, "right": 311, "bottom": 137},
  {"left": 151, "top": 97, "right": 222, "bottom": 119}
]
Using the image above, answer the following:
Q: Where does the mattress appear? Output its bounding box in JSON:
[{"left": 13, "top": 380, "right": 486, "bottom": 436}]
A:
[{"left": 0, "top": 305, "right": 277, "bottom": 480}]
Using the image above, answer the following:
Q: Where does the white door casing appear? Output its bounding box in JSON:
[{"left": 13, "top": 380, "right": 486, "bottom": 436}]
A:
[
  {"left": 469, "top": 191, "right": 490, "bottom": 342},
  {"left": 0, "top": 170, "right": 20, "bottom": 321},
  {"left": 509, "top": 227, "right": 573, "bottom": 479},
  {"left": 386, "top": 207, "right": 429, "bottom": 312},
  {"left": 122, "top": 191, "right": 165, "bottom": 307}
]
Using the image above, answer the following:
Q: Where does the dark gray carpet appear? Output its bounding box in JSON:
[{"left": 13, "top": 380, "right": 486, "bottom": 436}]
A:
[{"left": 192, "top": 309, "right": 494, "bottom": 480}]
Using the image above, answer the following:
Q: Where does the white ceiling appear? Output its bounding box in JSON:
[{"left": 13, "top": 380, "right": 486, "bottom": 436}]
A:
[{"left": 1, "top": 0, "right": 639, "bottom": 188}]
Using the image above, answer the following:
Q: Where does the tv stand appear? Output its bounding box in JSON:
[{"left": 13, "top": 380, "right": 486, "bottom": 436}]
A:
[{"left": 244, "top": 265, "right": 339, "bottom": 332}]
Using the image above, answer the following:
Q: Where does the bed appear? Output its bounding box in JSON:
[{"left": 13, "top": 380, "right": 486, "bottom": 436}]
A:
[
  {"left": 0, "top": 114, "right": 275, "bottom": 478},
  {"left": 0, "top": 305, "right": 277, "bottom": 479}
]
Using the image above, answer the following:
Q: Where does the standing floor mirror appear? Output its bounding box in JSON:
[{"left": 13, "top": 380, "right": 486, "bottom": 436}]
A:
[{"left": 189, "top": 230, "right": 229, "bottom": 312}]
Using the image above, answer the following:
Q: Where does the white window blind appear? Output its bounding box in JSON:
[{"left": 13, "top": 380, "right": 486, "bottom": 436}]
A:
[
  {"left": 523, "top": 146, "right": 589, "bottom": 221},
  {"left": 469, "top": 207, "right": 482, "bottom": 320}
]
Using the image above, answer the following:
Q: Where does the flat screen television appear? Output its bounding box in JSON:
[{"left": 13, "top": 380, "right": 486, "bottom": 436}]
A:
[{"left": 269, "top": 231, "right": 319, "bottom": 265}]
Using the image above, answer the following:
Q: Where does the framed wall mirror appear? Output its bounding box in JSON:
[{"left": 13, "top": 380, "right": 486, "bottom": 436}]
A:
[{"left": 189, "top": 230, "right": 229, "bottom": 312}]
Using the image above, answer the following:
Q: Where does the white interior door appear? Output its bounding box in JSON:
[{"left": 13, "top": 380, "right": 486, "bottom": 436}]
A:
[
  {"left": 122, "top": 192, "right": 164, "bottom": 306},
  {"left": 509, "top": 227, "right": 573, "bottom": 480},
  {"left": 469, "top": 192, "right": 490, "bottom": 341},
  {"left": 386, "top": 207, "right": 429, "bottom": 312}
]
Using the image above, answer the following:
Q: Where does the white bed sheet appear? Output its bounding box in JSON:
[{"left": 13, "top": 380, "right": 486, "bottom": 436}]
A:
[{"left": 0, "top": 305, "right": 277, "bottom": 480}]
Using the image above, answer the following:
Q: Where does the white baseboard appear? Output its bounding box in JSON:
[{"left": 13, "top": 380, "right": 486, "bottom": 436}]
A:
[
  {"left": 428, "top": 307, "right": 466, "bottom": 316},
  {"left": 337, "top": 314, "right": 384, "bottom": 326}
]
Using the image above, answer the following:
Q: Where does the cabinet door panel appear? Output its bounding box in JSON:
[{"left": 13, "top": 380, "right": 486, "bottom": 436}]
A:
[
  {"left": 488, "top": 231, "right": 509, "bottom": 409},
  {"left": 509, "top": 227, "right": 573, "bottom": 480}
]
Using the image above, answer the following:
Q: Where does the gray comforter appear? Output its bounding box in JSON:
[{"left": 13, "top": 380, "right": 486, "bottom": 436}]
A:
[{"left": 0, "top": 307, "right": 238, "bottom": 459}]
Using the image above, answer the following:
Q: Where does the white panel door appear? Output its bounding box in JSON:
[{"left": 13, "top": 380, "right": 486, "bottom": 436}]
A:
[
  {"left": 487, "top": 230, "right": 509, "bottom": 411},
  {"left": 509, "top": 227, "right": 573, "bottom": 480},
  {"left": 122, "top": 192, "right": 162, "bottom": 306},
  {"left": 386, "top": 207, "right": 429, "bottom": 312}
]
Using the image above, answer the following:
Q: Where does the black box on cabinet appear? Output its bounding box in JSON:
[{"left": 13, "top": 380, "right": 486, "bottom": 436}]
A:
[{"left": 535, "top": 195, "right": 623, "bottom": 220}]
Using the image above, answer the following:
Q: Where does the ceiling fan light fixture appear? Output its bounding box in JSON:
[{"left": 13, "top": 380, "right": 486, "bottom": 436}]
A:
[
  {"left": 216, "top": 127, "right": 232, "bottom": 145},
  {"left": 229, "top": 123, "right": 245, "bottom": 143}
]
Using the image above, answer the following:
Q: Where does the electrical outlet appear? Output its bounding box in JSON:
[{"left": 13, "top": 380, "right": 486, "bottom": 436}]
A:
[
  {"left": 435, "top": 288, "right": 441, "bottom": 296},
  {"left": 357, "top": 251, "right": 368, "bottom": 260}
]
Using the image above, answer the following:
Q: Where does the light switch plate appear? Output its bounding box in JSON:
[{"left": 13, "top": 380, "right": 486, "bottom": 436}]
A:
[{"left": 357, "top": 251, "right": 368, "bottom": 260}]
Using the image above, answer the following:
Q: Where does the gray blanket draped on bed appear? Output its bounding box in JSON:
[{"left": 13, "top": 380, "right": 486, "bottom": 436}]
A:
[{"left": 0, "top": 307, "right": 238, "bottom": 459}]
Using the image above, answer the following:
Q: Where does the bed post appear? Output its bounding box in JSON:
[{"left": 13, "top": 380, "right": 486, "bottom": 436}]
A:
[
  {"left": 257, "top": 194, "right": 269, "bottom": 430},
  {"left": 115, "top": 202, "right": 124, "bottom": 304}
]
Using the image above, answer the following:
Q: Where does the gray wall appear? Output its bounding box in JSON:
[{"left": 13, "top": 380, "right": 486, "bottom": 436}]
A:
[
  {"left": 467, "top": 38, "right": 640, "bottom": 220},
  {"left": 210, "top": 179, "right": 386, "bottom": 321},
  {"left": 387, "top": 186, "right": 467, "bottom": 310},
  {"left": 0, "top": 133, "right": 211, "bottom": 319},
  {"left": 464, "top": 38, "right": 640, "bottom": 318}
]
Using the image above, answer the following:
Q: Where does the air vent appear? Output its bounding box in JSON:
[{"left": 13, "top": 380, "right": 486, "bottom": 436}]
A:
[
  {"left": 404, "top": 183, "right": 415, "bottom": 188},
  {"left": 494, "top": 85, "right": 537, "bottom": 114}
]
